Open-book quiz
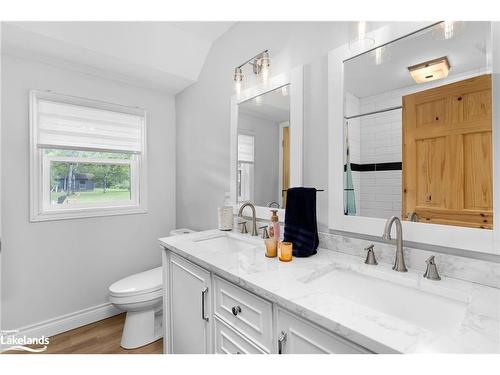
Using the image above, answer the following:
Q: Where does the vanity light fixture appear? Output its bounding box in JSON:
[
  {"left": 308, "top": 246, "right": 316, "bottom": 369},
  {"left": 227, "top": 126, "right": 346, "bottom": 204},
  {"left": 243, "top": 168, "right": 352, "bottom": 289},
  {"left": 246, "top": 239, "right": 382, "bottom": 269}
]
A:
[
  {"left": 408, "top": 56, "right": 450, "bottom": 84},
  {"left": 233, "top": 50, "right": 271, "bottom": 95}
]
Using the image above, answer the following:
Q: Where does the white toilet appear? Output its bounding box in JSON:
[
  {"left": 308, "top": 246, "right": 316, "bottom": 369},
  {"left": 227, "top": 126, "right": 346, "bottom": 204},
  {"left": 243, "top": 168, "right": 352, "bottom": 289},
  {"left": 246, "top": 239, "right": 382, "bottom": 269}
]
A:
[{"left": 109, "top": 228, "right": 195, "bottom": 349}]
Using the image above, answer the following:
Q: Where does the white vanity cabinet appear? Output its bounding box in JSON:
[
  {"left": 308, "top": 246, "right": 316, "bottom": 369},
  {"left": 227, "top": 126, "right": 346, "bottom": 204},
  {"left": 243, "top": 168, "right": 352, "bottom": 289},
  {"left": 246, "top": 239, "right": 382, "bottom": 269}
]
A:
[
  {"left": 163, "top": 249, "right": 371, "bottom": 354},
  {"left": 166, "top": 253, "right": 212, "bottom": 354},
  {"left": 275, "top": 307, "right": 369, "bottom": 354}
]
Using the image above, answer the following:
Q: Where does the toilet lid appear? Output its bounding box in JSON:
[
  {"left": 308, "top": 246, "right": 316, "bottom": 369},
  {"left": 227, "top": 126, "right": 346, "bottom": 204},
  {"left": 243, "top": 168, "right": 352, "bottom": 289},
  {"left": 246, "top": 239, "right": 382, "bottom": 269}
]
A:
[{"left": 109, "top": 267, "right": 162, "bottom": 297}]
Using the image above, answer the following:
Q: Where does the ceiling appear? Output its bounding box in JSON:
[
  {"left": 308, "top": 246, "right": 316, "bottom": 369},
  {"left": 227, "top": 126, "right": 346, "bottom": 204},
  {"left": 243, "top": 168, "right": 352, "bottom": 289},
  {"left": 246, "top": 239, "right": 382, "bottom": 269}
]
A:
[
  {"left": 239, "top": 85, "right": 290, "bottom": 123},
  {"left": 344, "top": 22, "right": 491, "bottom": 98},
  {"left": 1, "top": 21, "right": 234, "bottom": 94}
]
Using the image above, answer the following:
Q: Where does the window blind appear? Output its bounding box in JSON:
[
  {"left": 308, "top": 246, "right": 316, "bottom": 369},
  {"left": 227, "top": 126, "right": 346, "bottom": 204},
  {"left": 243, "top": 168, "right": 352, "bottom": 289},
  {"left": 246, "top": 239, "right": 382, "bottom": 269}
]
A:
[
  {"left": 238, "top": 134, "right": 255, "bottom": 163},
  {"left": 35, "top": 99, "right": 144, "bottom": 153}
]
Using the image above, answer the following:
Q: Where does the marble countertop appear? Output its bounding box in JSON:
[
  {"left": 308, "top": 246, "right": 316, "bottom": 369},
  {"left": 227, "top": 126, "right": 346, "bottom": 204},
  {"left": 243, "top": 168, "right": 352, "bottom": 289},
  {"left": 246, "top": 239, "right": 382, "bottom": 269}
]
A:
[{"left": 159, "top": 229, "right": 500, "bottom": 353}]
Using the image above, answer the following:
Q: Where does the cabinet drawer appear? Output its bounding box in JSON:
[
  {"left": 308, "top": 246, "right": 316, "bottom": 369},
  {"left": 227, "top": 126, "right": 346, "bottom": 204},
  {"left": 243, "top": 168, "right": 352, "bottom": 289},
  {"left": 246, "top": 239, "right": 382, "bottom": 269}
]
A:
[
  {"left": 213, "top": 276, "right": 273, "bottom": 352},
  {"left": 276, "top": 307, "right": 370, "bottom": 354},
  {"left": 214, "top": 317, "right": 266, "bottom": 354}
]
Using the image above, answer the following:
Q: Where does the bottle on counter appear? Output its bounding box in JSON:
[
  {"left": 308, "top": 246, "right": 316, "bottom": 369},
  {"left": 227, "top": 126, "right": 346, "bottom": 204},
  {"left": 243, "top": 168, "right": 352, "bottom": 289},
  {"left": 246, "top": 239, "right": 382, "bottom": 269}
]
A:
[
  {"left": 268, "top": 209, "right": 280, "bottom": 241},
  {"left": 218, "top": 192, "right": 233, "bottom": 231}
]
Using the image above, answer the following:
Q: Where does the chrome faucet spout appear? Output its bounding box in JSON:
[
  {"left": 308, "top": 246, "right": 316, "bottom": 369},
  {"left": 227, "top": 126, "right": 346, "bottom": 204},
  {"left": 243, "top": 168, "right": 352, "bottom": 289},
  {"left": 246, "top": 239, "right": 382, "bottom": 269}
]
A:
[
  {"left": 238, "top": 202, "right": 258, "bottom": 236},
  {"left": 382, "top": 216, "right": 408, "bottom": 272}
]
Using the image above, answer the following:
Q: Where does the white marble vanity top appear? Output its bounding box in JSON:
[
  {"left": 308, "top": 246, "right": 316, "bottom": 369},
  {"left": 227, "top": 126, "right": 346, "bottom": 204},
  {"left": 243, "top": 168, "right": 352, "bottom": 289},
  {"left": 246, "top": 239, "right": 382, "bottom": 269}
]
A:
[{"left": 159, "top": 229, "right": 500, "bottom": 353}]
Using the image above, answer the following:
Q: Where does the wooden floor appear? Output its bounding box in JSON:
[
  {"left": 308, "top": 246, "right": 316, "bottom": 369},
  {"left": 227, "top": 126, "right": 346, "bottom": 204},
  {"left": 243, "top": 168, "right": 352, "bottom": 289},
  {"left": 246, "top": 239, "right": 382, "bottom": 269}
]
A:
[{"left": 3, "top": 313, "right": 163, "bottom": 354}]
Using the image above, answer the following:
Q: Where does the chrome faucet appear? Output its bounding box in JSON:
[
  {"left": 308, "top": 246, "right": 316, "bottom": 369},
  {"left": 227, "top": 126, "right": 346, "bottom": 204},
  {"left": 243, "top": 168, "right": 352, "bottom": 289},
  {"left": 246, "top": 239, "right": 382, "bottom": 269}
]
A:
[
  {"left": 382, "top": 216, "right": 408, "bottom": 272},
  {"left": 238, "top": 202, "right": 258, "bottom": 236}
]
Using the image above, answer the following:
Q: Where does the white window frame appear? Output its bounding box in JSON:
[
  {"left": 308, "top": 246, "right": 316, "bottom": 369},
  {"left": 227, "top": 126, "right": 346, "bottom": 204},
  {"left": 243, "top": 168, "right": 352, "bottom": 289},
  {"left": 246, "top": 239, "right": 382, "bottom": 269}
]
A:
[{"left": 30, "top": 90, "right": 148, "bottom": 221}]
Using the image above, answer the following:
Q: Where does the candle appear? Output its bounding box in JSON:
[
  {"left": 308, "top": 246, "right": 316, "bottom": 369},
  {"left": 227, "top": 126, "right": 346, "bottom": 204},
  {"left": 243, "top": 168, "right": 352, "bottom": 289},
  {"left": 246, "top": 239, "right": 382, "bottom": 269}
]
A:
[
  {"left": 265, "top": 239, "right": 278, "bottom": 258},
  {"left": 279, "top": 242, "right": 293, "bottom": 262}
]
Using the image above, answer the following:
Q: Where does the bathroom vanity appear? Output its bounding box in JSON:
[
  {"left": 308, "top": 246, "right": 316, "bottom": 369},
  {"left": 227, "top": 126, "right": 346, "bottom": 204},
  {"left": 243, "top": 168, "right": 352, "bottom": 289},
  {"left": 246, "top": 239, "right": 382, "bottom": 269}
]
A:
[{"left": 159, "top": 230, "right": 500, "bottom": 354}]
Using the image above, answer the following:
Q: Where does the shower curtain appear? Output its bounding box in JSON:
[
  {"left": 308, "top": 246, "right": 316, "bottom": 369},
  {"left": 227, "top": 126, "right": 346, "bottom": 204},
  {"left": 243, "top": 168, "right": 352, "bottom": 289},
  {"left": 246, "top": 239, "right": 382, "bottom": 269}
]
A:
[{"left": 344, "top": 121, "right": 357, "bottom": 215}]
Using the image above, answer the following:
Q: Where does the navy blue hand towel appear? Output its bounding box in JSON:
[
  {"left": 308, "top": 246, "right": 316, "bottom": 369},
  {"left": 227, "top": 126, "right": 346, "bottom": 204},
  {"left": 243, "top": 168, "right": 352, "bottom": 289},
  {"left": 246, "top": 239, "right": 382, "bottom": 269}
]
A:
[{"left": 283, "top": 187, "right": 319, "bottom": 257}]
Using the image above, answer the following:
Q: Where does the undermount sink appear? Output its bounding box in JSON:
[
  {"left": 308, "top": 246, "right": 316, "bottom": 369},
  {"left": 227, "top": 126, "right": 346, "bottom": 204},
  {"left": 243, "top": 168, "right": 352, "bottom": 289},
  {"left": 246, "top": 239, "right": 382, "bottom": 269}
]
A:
[
  {"left": 302, "top": 268, "right": 468, "bottom": 333},
  {"left": 193, "top": 233, "right": 259, "bottom": 252}
]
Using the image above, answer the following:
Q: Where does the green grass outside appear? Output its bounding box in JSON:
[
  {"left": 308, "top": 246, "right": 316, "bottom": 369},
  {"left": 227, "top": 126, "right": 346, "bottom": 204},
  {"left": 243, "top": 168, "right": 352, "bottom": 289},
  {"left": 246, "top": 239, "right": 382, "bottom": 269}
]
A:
[{"left": 51, "top": 189, "right": 131, "bottom": 204}]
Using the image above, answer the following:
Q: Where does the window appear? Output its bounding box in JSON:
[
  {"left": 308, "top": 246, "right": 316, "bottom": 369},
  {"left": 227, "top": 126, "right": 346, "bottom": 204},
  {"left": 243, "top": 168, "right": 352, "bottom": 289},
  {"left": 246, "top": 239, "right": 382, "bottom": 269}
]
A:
[
  {"left": 237, "top": 133, "right": 254, "bottom": 202},
  {"left": 30, "top": 90, "right": 147, "bottom": 221}
]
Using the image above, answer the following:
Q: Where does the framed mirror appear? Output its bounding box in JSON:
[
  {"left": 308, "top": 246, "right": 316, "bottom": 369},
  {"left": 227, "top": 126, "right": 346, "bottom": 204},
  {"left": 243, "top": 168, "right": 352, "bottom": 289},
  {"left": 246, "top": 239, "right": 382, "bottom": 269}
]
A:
[
  {"left": 329, "top": 22, "right": 500, "bottom": 254},
  {"left": 230, "top": 67, "right": 303, "bottom": 220},
  {"left": 237, "top": 84, "right": 290, "bottom": 208}
]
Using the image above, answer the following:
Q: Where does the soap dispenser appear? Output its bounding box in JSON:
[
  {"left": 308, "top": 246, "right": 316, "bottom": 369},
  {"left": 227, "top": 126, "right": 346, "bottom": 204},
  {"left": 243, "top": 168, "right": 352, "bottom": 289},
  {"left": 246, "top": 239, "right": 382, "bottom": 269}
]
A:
[{"left": 268, "top": 209, "right": 280, "bottom": 241}]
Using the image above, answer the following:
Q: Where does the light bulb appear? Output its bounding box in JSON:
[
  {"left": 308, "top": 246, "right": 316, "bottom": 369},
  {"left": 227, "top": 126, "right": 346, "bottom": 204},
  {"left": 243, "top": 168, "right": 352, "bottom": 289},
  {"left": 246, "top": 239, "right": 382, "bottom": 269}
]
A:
[
  {"left": 261, "top": 65, "right": 270, "bottom": 83},
  {"left": 259, "top": 51, "right": 271, "bottom": 83},
  {"left": 443, "top": 21, "right": 454, "bottom": 40},
  {"left": 358, "top": 21, "right": 367, "bottom": 39},
  {"left": 235, "top": 80, "right": 242, "bottom": 95},
  {"left": 281, "top": 86, "right": 288, "bottom": 97},
  {"left": 349, "top": 21, "right": 374, "bottom": 52},
  {"left": 233, "top": 67, "right": 243, "bottom": 95}
]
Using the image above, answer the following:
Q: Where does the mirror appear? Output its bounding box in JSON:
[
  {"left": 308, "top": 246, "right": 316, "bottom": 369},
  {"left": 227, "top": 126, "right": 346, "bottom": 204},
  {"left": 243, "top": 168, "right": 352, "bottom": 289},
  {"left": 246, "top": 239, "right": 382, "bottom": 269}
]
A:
[
  {"left": 237, "top": 84, "right": 290, "bottom": 208},
  {"left": 343, "top": 21, "right": 493, "bottom": 230}
]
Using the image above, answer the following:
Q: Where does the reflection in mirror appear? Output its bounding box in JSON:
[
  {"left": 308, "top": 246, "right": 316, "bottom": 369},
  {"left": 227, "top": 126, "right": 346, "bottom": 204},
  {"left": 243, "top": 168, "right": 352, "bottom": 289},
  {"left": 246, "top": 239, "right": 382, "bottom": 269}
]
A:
[
  {"left": 343, "top": 21, "right": 493, "bottom": 229},
  {"left": 237, "top": 84, "right": 290, "bottom": 208}
]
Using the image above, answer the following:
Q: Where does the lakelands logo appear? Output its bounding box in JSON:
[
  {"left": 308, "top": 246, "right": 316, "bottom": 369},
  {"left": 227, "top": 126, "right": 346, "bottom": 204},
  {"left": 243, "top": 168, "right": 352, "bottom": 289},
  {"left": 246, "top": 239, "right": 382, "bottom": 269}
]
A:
[{"left": 0, "top": 330, "right": 50, "bottom": 353}]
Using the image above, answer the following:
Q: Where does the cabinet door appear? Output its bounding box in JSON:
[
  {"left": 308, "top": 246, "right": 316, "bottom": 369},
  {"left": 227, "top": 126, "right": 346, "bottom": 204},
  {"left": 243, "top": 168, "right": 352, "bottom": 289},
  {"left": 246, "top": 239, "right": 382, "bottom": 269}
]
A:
[
  {"left": 168, "top": 253, "right": 212, "bottom": 353},
  {"left": 276, "top": 307, "right": 369, "bottom": 354}
]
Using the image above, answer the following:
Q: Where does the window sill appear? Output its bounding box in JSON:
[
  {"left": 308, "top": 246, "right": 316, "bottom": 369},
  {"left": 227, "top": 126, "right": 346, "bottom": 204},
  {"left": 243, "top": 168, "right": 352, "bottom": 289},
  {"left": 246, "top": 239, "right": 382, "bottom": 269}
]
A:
[{"left": 30, "top": 205, "right": 148, "bottom": 222}]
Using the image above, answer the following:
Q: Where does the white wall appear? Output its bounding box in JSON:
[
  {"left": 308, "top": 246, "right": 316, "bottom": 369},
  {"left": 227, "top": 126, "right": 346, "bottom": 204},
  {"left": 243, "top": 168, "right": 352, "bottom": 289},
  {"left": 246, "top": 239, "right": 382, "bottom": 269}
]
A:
[
  {"left": 0, "top": 54, "right": 176, "bottom": 330},
  {"left": 238, "top": 113, "right": 280, "bottom": 206},
  {"left": 176, "top": 22, "right": 352, "bottom": 231}
]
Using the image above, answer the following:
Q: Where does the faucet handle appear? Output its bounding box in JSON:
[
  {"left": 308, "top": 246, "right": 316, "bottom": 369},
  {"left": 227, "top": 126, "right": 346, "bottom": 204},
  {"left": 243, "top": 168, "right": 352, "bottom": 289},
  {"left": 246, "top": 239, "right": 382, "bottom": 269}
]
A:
[
  {"left": 259, "top": 225, "right": 270, "bottom": 239},
  {"left": 364, "top": 244, "right": 377, "bottom": 265},
  {"left": 423, "top": 255, "right": 441, "bottom": 280},
  {"left": 238, "top": 221, "right": 248, "bottom": 234}
]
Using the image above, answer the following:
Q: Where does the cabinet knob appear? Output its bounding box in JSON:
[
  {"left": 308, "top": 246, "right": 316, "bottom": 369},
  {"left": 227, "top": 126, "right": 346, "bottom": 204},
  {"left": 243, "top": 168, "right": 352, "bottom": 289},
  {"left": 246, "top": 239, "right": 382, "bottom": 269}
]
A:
[{"left": 231, "top": 305, "right": 242, "bottom": 316}]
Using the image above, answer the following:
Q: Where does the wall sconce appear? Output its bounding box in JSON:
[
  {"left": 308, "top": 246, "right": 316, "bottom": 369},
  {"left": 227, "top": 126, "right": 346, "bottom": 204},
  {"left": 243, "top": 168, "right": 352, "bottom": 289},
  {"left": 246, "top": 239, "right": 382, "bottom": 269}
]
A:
[{"left": 233, "top": 50, "right": 271, "bottom": 94}]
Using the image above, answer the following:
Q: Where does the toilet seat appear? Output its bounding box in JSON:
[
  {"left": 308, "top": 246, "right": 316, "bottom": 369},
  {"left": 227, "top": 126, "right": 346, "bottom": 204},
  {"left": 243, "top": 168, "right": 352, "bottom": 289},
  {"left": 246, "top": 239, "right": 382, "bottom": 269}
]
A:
[
  {"left": 109, "top": 288, "right": 162, "bottom": 305},
  {"left": 109, "top": 267, "right": 162, "bottom": 298}
]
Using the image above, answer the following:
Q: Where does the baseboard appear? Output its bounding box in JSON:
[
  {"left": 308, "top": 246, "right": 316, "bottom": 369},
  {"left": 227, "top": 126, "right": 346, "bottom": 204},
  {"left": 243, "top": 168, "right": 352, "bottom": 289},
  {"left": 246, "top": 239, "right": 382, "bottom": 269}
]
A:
[{"left": 14, "top": 303, "right": 122, "bottom": 339}]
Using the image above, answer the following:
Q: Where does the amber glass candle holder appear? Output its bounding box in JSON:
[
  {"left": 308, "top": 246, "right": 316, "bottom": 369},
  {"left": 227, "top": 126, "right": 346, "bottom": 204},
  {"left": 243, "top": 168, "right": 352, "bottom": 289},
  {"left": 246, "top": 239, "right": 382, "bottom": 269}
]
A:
[
  {"left": 265, "top": 239, "right": 278, "bottom": 258},
  {"left": 279, "top": 242, "right": 293, "bottom": 262}
]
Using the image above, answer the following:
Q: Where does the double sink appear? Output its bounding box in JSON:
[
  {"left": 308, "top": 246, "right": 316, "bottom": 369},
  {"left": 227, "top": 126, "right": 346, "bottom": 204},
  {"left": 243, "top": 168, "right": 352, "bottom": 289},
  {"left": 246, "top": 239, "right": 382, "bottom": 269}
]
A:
[{"left": 192, "top": 232, "right": 468, "bottom": 336}]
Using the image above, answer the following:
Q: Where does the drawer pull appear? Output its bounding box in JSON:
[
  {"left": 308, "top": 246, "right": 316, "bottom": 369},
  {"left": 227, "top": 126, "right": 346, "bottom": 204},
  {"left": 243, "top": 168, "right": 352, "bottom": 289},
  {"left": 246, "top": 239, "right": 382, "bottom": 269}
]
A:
[
  {"left": 201, "top": 287, "right": 209, "bottom": 322},
  {"left": 231, "top": 305, "right": 242, "bottom": 316},
  {"left": 278, "top": 331, "right": 287, "bottom": 354}
]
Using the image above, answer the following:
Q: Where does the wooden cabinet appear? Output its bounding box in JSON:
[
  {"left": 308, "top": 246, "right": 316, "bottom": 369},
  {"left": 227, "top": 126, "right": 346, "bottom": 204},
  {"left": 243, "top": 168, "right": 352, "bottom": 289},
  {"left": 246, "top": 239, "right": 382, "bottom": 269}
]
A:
[
  {"left": 402, "top": 74, "right": 492, "bottom": 229},
  {"left": 164, "top": 249, "right": 371, "bottom": 354},
  {"left": 166, "top": 253, "right": 212, "bottom": 353},
  {"left": 275, "top": 307, "right": 369, "bottom": 354}
]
